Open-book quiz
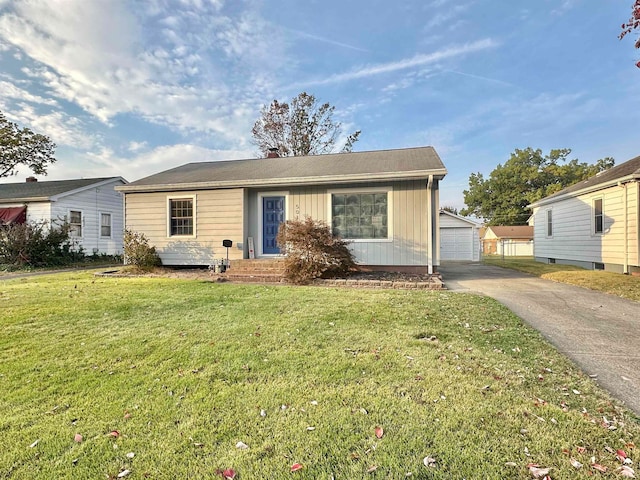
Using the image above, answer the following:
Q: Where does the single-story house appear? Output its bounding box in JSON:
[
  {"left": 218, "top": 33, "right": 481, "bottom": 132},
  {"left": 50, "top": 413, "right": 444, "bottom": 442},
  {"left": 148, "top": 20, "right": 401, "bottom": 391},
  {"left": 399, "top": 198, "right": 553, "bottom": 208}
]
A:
[
  {"left": 482, "top": 225, "right": 534, "bottom": 256},
  {"left": 439, "top": 210, "right": 481, "bottom": 262},
  {"left": 0, "top": 176, "right": 127, "bottom": 255},
  {"left": 528, "top": 154, "right": 640, "bottom": 274},
  {"left": 116, "top": 146, "right": 447, "bottom": 273}
]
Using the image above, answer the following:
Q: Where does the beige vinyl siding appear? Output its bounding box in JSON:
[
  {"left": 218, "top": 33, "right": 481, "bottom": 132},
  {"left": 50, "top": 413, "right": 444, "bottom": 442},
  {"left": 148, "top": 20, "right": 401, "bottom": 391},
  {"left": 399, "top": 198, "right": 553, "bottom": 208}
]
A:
[
  {"left": 249, "top": 180, "right": 430, "bottom": 266},
  {"left": 125, "top": 188, "right": 245, "bottom": 265},
  {"left": 533, "top": 183, "right": 639, "bottom": 267}
]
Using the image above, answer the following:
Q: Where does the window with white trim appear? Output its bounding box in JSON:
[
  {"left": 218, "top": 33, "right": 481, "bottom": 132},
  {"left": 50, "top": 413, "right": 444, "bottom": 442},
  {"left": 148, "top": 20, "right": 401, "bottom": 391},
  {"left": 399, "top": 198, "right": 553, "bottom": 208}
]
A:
[
  {"left": 100, "top": 213, "right": 112, "bottom": 238},
  {"left": 546, "top": 209, "right": 553, "bottom": 237},
  {"left": 331, "top": 190, "right": 389, "bottom": 240},
  {"left": 593, "top": 198, "right": 603, "bottom": 234},
  {"left": 69, "top": 210, "right": 82, "bottom": 237},
  {"left": 169, "top": 198, "right": 194, "bottom": 236}
]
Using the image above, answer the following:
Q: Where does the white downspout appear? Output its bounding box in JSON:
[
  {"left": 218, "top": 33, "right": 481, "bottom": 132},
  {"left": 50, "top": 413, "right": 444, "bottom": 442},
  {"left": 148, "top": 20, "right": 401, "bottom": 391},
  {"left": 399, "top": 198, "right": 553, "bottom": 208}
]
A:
[{"left": 427, "top": 175, "right": 434, "bottom": 275}]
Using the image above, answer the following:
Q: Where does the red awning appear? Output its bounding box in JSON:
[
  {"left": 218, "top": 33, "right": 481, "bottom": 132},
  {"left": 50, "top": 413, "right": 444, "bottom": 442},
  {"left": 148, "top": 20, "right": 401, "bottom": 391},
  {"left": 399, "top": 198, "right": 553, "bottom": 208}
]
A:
[{"left": 0, "top": 206, "right": 27, "bottom": 225}]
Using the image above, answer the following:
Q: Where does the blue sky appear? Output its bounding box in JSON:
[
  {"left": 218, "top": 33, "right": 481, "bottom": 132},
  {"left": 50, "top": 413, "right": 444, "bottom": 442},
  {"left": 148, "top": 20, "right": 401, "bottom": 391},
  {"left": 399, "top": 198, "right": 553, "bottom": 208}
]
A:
[{"left": 0, "top": 0, "right": 638, "bottom": 209}]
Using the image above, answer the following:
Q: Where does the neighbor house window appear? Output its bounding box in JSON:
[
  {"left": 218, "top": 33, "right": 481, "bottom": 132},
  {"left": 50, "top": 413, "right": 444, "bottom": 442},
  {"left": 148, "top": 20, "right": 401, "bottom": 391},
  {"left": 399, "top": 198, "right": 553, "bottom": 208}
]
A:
[
  {"left": 169, "top": 197, "right": 194, "bottom": 236},
  {"left": 69, "top": 210, "right": 82, "bottom": 237},
  {"left": 593, "top": 198, "right": 603, "bottom": 234},
  {"left": 546, "top": 209, "right": 553, "bottom": 237},
  {"left": 100, "top": 213, "right": 112, "bottom": 237},
  {"left": 330, "top": 190, "right": 390, "bottom": 240}
]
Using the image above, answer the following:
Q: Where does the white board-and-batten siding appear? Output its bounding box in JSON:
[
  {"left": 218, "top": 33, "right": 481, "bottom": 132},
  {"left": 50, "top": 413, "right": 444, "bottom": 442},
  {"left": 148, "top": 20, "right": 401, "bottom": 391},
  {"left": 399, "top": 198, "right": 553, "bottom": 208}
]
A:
[
  {"left": 125, "top": 189, "right": 245, "bottom": 265},
  {"left": 532, "top": 182, "right": 639, "bottom": 269}
]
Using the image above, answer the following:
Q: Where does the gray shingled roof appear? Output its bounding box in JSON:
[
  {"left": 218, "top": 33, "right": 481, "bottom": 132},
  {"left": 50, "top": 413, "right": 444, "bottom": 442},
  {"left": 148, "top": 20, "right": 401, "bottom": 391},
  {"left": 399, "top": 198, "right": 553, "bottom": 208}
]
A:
[
  {"left": 119, "top": 146, "right": 447, "bottom": 192},
  {"left": 531, "top": 155, "right": 640, "bottom": 206},
  {"left": 0, "top": 177, "right": 122, "bottom": 203}
]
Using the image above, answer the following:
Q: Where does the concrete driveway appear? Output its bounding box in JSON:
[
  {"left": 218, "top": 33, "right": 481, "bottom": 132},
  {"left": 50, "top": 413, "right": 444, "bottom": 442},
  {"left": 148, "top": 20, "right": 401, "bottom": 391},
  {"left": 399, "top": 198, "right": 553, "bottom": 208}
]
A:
[{"left": 439, "top": 262, "right": 640, "bottom": 416}]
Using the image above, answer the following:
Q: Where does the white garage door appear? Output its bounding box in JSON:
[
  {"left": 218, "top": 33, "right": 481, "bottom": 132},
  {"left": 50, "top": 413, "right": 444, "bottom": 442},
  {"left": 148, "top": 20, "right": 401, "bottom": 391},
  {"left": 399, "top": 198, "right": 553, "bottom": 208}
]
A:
[{"left": 441, "top": 227, "right": 473, "bottom": 261}]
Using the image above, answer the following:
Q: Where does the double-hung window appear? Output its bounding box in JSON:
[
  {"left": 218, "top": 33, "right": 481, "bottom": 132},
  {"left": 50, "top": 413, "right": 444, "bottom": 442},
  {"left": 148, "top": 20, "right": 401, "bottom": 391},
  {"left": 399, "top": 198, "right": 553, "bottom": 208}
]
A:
[
  {"left": 100, "top": 213, "right": 112, "bottom": 238},
  {"left": 546, "top": 209, "right": 553, "bottom": 237},
  {"left": 169, "top": 197, "right": 195, "bottom": 236},
  {"left": 330, "top": 189, "right": 391, "bottom": 240},
  {"left": 593, "top": 198, "right": 603, "bottom": 234},
  {"left": 69, "top": 210, "right": 82, "bottom": 237}
]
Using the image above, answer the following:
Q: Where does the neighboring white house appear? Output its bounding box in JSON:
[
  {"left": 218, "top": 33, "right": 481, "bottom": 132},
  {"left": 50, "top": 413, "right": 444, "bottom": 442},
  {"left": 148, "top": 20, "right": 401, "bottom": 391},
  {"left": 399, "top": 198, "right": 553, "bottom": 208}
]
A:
[
  {"left": 528, "top": 154, "right": 640, "bottom": 274},
  {"left": 482, "top": 225, "right": 534, "bottom": 256},
  {"left": 0, "top": 176, "right": 128, "bottom": 256},
  {"left": 117, "top": 146, "right": 447, "bottom": 273},
  {"left": 439, "top": 210, "right": 481, "bottom": 261}
]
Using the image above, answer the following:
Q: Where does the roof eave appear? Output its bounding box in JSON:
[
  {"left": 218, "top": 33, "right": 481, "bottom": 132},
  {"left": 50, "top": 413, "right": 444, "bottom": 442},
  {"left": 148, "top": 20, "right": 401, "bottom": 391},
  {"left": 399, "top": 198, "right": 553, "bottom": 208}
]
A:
[
  {"left": 116, "top": 169, "right": 448, "bottom": 193},
  {"left": 528, "top": 173, "right": 640, "bottom": 208},
  {"left": 0, "top": 197, "right": 51, "bottom": 203},
  {"left": 50, "top": 177, "right": 128, "bottom": 201}
]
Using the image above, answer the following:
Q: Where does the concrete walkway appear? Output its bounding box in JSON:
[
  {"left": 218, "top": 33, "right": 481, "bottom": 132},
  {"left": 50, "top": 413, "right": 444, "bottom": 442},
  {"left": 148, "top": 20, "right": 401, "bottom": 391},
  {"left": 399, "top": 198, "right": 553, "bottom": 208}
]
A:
[{"left": 439, "top": 262, "right": 640, "bottom": 416}]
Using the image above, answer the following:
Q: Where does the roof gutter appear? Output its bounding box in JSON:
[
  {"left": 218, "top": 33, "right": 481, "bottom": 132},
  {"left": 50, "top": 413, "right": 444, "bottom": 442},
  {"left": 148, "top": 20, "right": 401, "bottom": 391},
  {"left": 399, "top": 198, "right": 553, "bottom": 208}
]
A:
[{"left": 116, "top": 169, "right": 449, "bottom": 194}]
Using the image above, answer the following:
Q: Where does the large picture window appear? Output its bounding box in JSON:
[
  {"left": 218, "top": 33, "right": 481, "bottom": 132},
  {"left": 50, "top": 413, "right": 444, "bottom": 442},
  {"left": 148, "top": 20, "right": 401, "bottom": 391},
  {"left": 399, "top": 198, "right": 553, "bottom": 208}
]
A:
[
  {"left": 169, "top": 198, "right": 194, "bottom": 236},
  {"left": 593, "top": 198, "right": 603, "bottom": 234},
  {"left": 331, "top": 191, "right": 389, "bottom": 240}
]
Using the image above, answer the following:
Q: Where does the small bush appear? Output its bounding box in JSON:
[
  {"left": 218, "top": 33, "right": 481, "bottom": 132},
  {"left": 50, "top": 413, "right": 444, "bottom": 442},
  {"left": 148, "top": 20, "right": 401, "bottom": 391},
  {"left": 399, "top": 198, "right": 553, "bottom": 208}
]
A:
[
  {"left": 123, "top": 229, "right": 162, "bottom": 269},
  {"left": 0, "top": 220, "right": 83, "bottom": 267},
  {"left": 276, "top": 217, "right": 356, "bottom": 284}
]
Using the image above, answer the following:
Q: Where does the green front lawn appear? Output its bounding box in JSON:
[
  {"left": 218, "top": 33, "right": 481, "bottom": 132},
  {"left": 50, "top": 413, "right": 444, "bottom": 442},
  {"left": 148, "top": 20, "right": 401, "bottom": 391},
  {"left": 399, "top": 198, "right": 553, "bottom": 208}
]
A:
[
  {"left": 483, "top": 256, "right": 640, "bottom": 302},
  {"left": 1, "top": 272, "right": 638, "bottom": 479}
]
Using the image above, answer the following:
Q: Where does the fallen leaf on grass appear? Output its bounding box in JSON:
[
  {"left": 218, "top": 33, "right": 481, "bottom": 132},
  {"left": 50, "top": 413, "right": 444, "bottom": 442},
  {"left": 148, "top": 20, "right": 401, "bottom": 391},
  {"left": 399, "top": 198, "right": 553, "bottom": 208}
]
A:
[
  {"left": 616, "top": 465, "right": 636, "bottom": 478},
  {"left": 591, "top": 463, "right": 608, "bottom": 473},
  {"left": 218, "top": 468, "right": 236, "bottom": 479},
  {"left": 291, "top": 463, "right": 303, "bottom": 472},
  {"left": 423, "top": 456, "right": 436, "bottom": 468},
  {"left": 74, "top": 433, "right": 83, "bottom": 443},
  {"left": 367, "top": 465, "right": 378, "bottom": 473},
  {"left": 29, "top": 439, "right": 39, "bottom": 448},
  {"left": 570, "top": 458, "right": 583, "bottom": 469},
  {"left": 126, "top": 452, "right": 135, "bottom": 459},
  {"left": 117, "top": 470, "right": 130, "bottom": 478},
  {"left": 375, "top": 427, "right": 384, "bottom": 439},
  {"left": 108, "top": 430, "right": 120, "bottom": 438},
  {"left": 527, "top": 464, "right": 550, "bottom": 478},
  {"left": 617, "top": 449, "right": 628, "bottom": 462},
  {"left": 235, "top": 441, "right": 249, "bottom": 450},
  {"left": 577, "top": 446, "right": 586, "bottom": 454}
]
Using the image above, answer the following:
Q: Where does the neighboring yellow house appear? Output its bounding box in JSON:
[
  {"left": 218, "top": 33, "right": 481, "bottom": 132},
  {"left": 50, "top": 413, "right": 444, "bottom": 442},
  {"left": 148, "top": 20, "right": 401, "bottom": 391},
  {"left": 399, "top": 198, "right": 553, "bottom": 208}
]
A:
[
  {"left": 116, "top": 146, "right": 447, "bottom": 273},
  {"left": 529, "top": 154, "right": 640, "bottom": 274}
]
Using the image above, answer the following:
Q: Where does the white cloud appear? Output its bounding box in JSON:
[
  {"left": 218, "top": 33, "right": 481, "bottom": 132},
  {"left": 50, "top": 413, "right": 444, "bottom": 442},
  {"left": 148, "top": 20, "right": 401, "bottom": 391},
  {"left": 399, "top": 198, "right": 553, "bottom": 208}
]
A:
[
  {"left": 0, "top": 80, "right": 58, "bottom": 106},
  {"left": 128, "top": 141, "right": 149, "bottom": 153},
  {"left": 297, "top": 39, "right": 499, "bottom": 86},
  {"left": 82, "top": 144, "right": 254, "bottom": 182},
  {"left": 0, "top": 0, "right": 284, "bottom": 144},
  {"left": 0, "top": 101, "right": 98, "bottom": 150}
]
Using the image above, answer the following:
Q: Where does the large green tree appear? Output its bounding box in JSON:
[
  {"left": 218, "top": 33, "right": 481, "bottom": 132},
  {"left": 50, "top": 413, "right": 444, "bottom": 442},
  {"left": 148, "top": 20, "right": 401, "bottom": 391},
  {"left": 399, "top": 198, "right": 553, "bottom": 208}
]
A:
[
  {"left": 0, "top": 111, "right": 56, "bottom": 178},
  {"left": 620, "top": 0, "right": 640, "bottom": 68},
  {"left": 251, "top": 92, "right": 361, "bottom": 157},
  {"left": 461, "top": 148, "right": 614, "bottom": 225}
]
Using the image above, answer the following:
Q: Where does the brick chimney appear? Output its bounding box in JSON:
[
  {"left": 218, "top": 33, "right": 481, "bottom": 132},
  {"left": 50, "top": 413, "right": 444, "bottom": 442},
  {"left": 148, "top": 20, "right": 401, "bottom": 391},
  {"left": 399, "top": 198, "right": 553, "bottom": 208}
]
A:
[
  {"left": 266, "top": 147, "right": 280, "bottom": 158},
  {"left": 26, "top": 176, "right": 38, "bottom": 182}
]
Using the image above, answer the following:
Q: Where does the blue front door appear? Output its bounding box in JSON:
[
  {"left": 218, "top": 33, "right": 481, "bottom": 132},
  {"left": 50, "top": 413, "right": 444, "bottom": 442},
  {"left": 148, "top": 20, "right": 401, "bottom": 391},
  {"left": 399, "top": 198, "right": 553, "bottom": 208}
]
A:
[{"left": 263, "top": 196, "right": 285, "bottom": 254}]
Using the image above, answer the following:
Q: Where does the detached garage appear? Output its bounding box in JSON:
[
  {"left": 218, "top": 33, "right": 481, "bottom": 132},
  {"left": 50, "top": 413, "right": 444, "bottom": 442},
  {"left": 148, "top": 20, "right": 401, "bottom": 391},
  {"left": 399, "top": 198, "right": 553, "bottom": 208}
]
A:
[{"left": 439, "top": 210, "right": 481, "bottom": 262}]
